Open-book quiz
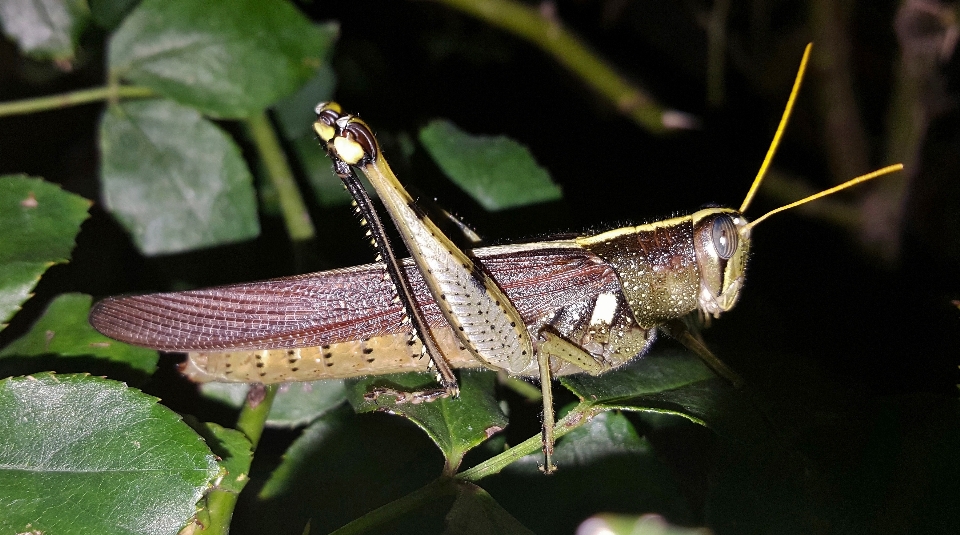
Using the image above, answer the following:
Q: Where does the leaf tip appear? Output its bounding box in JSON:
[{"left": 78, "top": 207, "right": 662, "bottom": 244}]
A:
[{"left": 484, "top": 425, "right": 504, "bottom": 439}]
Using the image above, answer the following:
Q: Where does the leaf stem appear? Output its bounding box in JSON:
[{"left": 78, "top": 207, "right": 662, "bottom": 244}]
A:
[
  {"left": 235, "top": 384, "right": 278, "bottom": 449},
  {"left": 197, "top": 489, "right": 238, "bottom": 535},
  {"left": 428, "top": 0, "right": 682, "bottom": 133},
  {"left": 330, "top": 477, "right": 458, "bottom": 535},
  {"left": 0, "top": 85, "right": 154, "bottom": 117},
  {"left": 244, "top": 112, "right": 316, "bottom": 242},
  {"left": 197, "top": 386, "right": 276, "bottom": 535},
  {"left": 456, "top": 403, "right": 599, "bottom": 481}
]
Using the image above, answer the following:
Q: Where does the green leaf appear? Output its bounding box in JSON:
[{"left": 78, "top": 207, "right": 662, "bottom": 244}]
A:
[
  {"left": 0, "top": 293, "right": 158, "bottom": 375},
  {"left": 255, "top": 404, "right": 444, "bottom": 533},
  {"left": 99, "top": 99, "right": 259, "bottom": 256},
  {"left": 507, "top": 410, "right": 651, "bottom": 473},
  {"left": 265, "top": 380, "right": 346, "bottom": 428},
  {"left": 200, "top": 379, "right": 347, "bottom": 428},
  {"left": 88, "top": 0, "right": 139, "bottom": 30},
  {"left": 0, "top": 0, "right": 89, "bottom": 61},
  {"left": 273, "top": 23, "right": 340, "bottom": 140},
  {"left": 562, "top": 347, "right": 716, "bottom": 402},
  {"left": 348, "top": 370, "right": 508, "bottom": 470},
  {"left": 0, "top": 175, "right": 91, "bottom": 329},
  {"left": 0, "top": 373, "right": 220, "bottom": 535},
  {"left": 419, "top": 119, "right": 562, "bottom": 211},
  {"left": 444, "top": 482, "right": 535, "bottom": 535},
  {"left": 108, "top": 0, "right": 335, "bottom": 118},
  {"left": 552, "top": 410, "right": 648, "bottom": 465},
  {"left": 562, "top": 347, "right": 768, "bottom": 442},
  {"left": 274, "top": 62, "right": 338, "bottom": 140},
  {"left": 196, "top": 422, "right": 252, "bottom": 494}
]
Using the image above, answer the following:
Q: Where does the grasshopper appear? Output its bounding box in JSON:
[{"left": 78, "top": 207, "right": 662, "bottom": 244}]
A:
[{"left": 89, "top": 44, "right": 901, "bottom": 472}]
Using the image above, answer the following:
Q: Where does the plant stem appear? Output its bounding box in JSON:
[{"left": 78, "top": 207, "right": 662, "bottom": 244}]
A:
[
  {"left": 197, "top": 385, "right": 277, "bottom": 535},
  {"left": 428, "top": 0, "right": 679, "bottom": 133},
  {"left": 0, "top": 85, "right": 154, "bottom": 117},
  {"left": 330, "top": 477, "right": 458, "bottom": 535},
  {"left": 456, "top": 403, "right": 599, "bottom": 481},
  {"left": 197, "top": 489, "right": 239, "bottom": 535},
  {"left": 704, "top": 0, "right": 731, "bottom": 107},
  {"left": 235, "top": 384, "right": 278, "bottom": 449},
  {"left": 244, "top": 112, "right": 316, "bottom": 243}
]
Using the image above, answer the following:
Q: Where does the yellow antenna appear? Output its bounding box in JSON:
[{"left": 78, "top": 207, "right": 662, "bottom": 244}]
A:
[
  {"left": 736, "top": 43, "right": 904, "bottom": 228},
  {"left": 746, "top": 164, "right": 903, "bottom": 230},
  {"left": 739, "top": 43, "right": 812, "bottom": 214}
]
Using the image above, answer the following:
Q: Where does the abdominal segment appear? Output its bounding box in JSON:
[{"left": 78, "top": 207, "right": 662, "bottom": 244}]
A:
[{"left": 181, "top": 326, "right": 482, "bottom": 383}]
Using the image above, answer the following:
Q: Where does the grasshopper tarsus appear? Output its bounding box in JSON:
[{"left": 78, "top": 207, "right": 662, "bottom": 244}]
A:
[
  {"left": 539, "top": 462, "right": 558, "bottom": 475},
  {"left": 365, "top": 385, "right": 456, "bottom": 405},
  {"left": 539, "top": 430, "right": 557, "bottom": 474}
]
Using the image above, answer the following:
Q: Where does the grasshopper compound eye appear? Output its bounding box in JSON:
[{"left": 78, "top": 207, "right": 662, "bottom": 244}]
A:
[
  {"left": 711, "top": 214, "right": 739, "bottom": 260},
  {"left": 313, "top": 102, "right": 343, "bottom": 142}
]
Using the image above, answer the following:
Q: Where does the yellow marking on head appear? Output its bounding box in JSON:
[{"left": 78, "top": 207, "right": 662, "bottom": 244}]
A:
[
  {"left": 313, "top": 121, "right": 336, "bottom": 142},
  {"left": 333, "top": 136, "right": 366, "bottom": 165}
]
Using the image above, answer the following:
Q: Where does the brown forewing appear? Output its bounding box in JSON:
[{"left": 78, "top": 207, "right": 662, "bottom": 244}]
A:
[{"left": 89, "top": 242, "right": 619, "bottom": 351}]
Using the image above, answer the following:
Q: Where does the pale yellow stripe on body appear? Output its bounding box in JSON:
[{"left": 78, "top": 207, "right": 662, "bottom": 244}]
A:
[{"left": 181, "top": 328, "right": 484, "bottom": 383}]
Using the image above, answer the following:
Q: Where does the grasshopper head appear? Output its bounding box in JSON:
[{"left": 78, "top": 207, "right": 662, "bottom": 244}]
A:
[
  {"left": 691, "top": 208, "right": 751, "bottom": 318},
  {"left": 313, "top": 102, "right": 380, "bottom": 166},
  {"left": 687, "top": 44, "right": 900, "bottom": 320}
]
